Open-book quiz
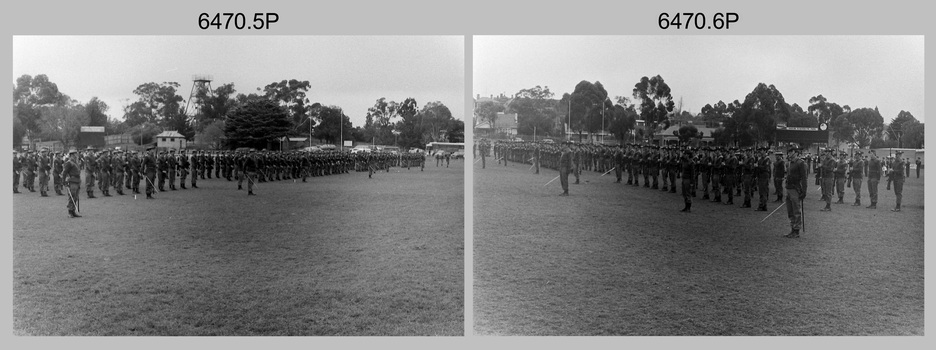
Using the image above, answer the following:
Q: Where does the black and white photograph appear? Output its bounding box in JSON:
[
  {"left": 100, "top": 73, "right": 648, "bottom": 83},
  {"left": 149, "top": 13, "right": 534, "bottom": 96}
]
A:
[
  {"left": 472, "top": 35, "right": 924, "bottom": 335},
  {"left": 12, "top": 35, "right": 465, "bottom": 336}
]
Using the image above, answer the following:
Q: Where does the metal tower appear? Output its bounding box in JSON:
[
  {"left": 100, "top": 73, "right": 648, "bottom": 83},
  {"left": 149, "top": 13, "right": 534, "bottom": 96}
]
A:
[{"left": 184, "top": 74, "right": 214, "bottom": 116}]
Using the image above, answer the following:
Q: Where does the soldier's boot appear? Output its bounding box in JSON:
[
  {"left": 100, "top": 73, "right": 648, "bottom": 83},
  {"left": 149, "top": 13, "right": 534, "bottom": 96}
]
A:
[
  {"left": 56, "top": 189, "right": 62, "bottom": 196},
  {"left": 41, "top": 191, "right": 48, "bottom": 197},
  {"left": 103, "top": 191, "right": 111, "bottom": 197},
  {"left": 146, "top": 194, "right": 153, "bottom": 199},
  {"left": 680, "top": 203, "right": 690, "bottom": 212},
  {"left": 180, "top": 184, "right": 186, "bottom": 189},
  {"left": 661, "top": 185, "right": 668, "bottom": 191},
  {"left": 891, "top": 204, "right": 901, "bottom": 212},
  {"left": 866, "top": 203, "right": 876, "bottom": 209},
  {"left": 836, "top": 197, "right": 844, "bottom": 204},
  {"left": 852, "top": 199, "right": 861, "bottom": 206},
  {"left": 238, "top": 185, "right": 243, "bottom": 190},
  {"left": 702, "top": 193, "right": 709, "bottom": 200},
  {"left": 671, "top": 188, "right": 677, "bottom": 194},
  {"left": 68, "top": 210, "right": 81, "bottom": 218},
  {"left": 755, "top": 205, "right": 767, "bottom": 211},
  {"left": 248, "top": 191, "right": 255, "bottom": 196},
  {"left": 87, "top": 192, "right": 95, "bottom": 199},
  {"left": 13, "top": 188, "right": 19, "bottom": 194},
  {"left": 783, "top": 230, "right": 799, "bottom": 238},
  {"left": 820, "top": 204, "right": 831, "bottom": 212},
  {"left": 117, "top": 190, "right": 124, "bottom": 195},
  {"left": 740, "top": 200, "right": 751, "bottom": 208}
]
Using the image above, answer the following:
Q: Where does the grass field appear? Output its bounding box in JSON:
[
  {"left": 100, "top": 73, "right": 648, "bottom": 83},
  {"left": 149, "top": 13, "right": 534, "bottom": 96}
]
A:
[
  {"left": 473, "top": 162, "right": 923, "bottom": 336},
  {"left": 13, "top": 161, "right": 464, "bottom": 336}
]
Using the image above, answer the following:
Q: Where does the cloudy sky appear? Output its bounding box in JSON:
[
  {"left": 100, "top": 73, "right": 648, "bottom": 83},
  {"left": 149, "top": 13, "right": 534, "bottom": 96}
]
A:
[
  {"left": 474, "top": 36, "right": 924, "bottom": 123},
  {"left": 13, "top": 36, "right": 465, "bottom": 128}
]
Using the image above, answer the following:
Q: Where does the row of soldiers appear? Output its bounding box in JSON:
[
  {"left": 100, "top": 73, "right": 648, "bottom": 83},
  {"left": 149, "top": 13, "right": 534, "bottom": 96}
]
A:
[
  {"left": 480, "top": 140, "right": 909, "bottom": 213},
  {"left": 13, "top": 147, "right": 429, "bottom": 199}
]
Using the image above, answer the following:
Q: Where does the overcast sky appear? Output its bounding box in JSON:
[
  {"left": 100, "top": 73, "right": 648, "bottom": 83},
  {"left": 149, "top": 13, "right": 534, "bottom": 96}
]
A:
[
  {"left": 13, "top": 36, "right": 464, "bottom": 128},
  {"left": 474, "top": 36, "right": 924, "bottom": 124}
]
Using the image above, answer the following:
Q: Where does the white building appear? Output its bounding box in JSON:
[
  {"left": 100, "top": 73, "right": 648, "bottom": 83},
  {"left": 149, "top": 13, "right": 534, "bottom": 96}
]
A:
[{"left": 155, "top": 130, "right": 188, "bottom": 150}]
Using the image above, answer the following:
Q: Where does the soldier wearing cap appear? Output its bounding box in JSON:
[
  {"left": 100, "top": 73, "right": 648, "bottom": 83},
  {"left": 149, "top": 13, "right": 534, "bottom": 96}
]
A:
[
  {"left": 179, "top": 149, "right": 189, "bottom": 189},
  {"left": 559, "top": 143, "right": 572, "bottom": 196},
  {"left": 165, "top": 148, "right": 176, "bottom": 190},
  {"left": 819, "top": 148, "right": 835, "bottom": 211},
  {"left": 850, "top": 151, "right": 864, "bottom": 206},
  {"left": 243, "top": 149, "right": 258, "bottom": 195},
  {"left": 891, "top": 150, "right": 905, "bottom": 211},
  {"left": 711, "top": 147, "right": 724, "bottom": 203},
  {"left": 755, "top": 147, "right": 771, "bottom": 211},
  {"left": 24, "top": 150, "right": 37, "bottom": 192},
  {"left": 111, "top": 149, "right": 125, "bottom": 196},
  {"left": 679, "top": 149, "right": 696, "bottom": 212},
  {"left": 833, "top": 151, "right": 848, "bottom": 204},
  {"left": 784, "top": 145, "right": 808, "bottom": 238},
  {"left": 84, "top": 149, "right": 97, "bottom": 198},
  {"left": 866, "top": 150, "right": 881, "bottom": 209},
  {"left": 97, "top": 149, "right": 112, "bottom": 197},
  {"left": 773, "top": 149, "right": 786, "bottom": 202},
  {"left": 52, "top": 150, "right": 64, "bottom": 195},
  {"left": 143, "top": 147, "right": 157, "bottom": 199},
  {"left": 13, "top": 150, "right": 22, "bottom": 194},
  {"left": 62, "top": 148, "right": 82, "bottom": 218},
  {"left": 37, "top": 147, "right": 51, "bottom": 197},
  {"left": 131, "top": 150, "right": 143, "bottom": 194},
  {"left": 723, "top": 148, "right": 739, "bottom": 205}
]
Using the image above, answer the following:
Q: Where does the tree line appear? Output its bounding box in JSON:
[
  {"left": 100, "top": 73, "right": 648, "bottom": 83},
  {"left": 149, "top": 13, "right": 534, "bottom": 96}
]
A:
[
  {"left": 475, "top": 76, "right": 924, "bottom": 149},
  {"left": 13, "top": 74, "right": 464, "bottom": 150}
]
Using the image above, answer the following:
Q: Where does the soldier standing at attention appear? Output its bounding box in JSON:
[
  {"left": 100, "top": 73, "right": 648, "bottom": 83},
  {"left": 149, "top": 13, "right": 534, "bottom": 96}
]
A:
[
  {"left": 891, "top": 150, "right": 906, "bottom": 212},
  {"left": 679, "top": 149, "right": 696, "bottom": 212},
  {"left": 53, "top": 151, "right": 64, "bottom": 195},
  {"left": 37, "top": 147, "right": 51, "bottom": 197},
  {"left": 724, "top": 149, "right": 739, "bottom": 205},
  {"left": 179, "top": 150, "right": 189, "bottom": 189},
  {"left": 559, "top": 143, "right": 572, "bottom": 196},
  {"left": 244, "top": 149, "right": 258, "bottom": 195},
  {"left": 915, "top": 157, "right": 922, "bottom": 178},
  {"left": 112, "top": 149, "right": 125, "bottom": 195},
  {"left": 191, "top": 150, "right": 200, "bottom": 188},
  {"left": 773, "top": 150, "right": 785, "bottom": 203},
  {"left": 167, "top": 149, "right": 177, "bottom": 190},
  {"left": 84, "top": 149, "right": 97, "bottom": 198},
  {"left": 866, "top": 150, "right": 881, "bottom": 209},
  {"left": 143, "top": 148, "right": 157, "bottom": 199},
  {"left": 833, "top": 152, "right": 848, "bottom": 204},
  {"left": 784, "top": 145, "right": 807, "bottom": 238},
  {"left": 13, "top": 151, "right": 22, "bottom": 194},
  {"left": 820, "top": 149, "right": 835, "bottom": 211},
  {"left": 850, "top": 151, "right": 864, "bottom": 206},
  {"left": 755, "top": 147, "right": 771, "bottom": 211},
  {"left": 62, "top": 148, "right": 82, "bottom": 218}
]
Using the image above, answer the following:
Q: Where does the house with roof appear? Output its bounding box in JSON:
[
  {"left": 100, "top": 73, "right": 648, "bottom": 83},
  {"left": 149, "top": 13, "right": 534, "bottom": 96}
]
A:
[{"left": 155, "top": 130, "right": 188, "bottom": 150}]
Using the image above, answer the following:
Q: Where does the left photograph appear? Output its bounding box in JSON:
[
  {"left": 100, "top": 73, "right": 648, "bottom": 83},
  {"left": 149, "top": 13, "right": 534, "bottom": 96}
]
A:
[{"left": 12, "top": 36, "right": 465, "bottom": 336}]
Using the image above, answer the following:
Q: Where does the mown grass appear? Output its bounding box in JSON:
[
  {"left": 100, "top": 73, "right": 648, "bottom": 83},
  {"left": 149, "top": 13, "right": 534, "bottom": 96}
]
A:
[
  {"left": 14, "top": 162, "right": 464, "bottom": 336},
  {"left": 474, "top": 163, "right": 923, "bottom": 336}
]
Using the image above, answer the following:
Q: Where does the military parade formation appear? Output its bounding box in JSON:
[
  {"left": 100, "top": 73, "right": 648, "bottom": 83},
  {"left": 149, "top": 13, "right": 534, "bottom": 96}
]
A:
[
  {"left": 477, "top": 139, "right": 918, "bottom": 238},
  {"left": 13, "top": 146, "right": 428, "bottom": 218}
]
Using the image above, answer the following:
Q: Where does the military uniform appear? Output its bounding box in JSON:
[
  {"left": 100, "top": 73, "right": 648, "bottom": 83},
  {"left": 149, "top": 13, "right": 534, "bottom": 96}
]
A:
[
  {"left": 833, "top": 154, "right": 848, "bottom": 203},
  {"left": 866, "top": 152, "right": 881, "bottom": 209},
  {"left": 84, "top": 151, "right": 97, "bottom": 198},
  {"left": 559, "top": 146, "right": 572, "bottom": 195},
  {"left": 784, "top": 147, "right": 808, "bottom": 238},
  {"left": 62, "top": 149, "right": 82, "bottom": 218},
  {"left": 819, "top": 150, "right": 835, "bottom": 211},
  {"left": 891, "top": 152, "right": 905, "bottom": 211},
  {"left": 755, "top": 148, "right": 771, "bottom": 211},
  {"left": 679, "top": 150, "right": 695, "bottom": 212},
  {"left": 773, "top": 152, "right": 785, "bottom": 202},
  {"left": 143, "top": 149, "right": 157, "bottom": 199},
  {"left": 850, "top": 153, "right": 864, "bottom": 206}
]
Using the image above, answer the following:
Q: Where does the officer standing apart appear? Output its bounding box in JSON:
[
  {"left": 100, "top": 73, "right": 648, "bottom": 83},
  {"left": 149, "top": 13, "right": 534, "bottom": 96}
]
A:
[
  {"left": 62, "top": 148, "right": 82, "bottom": 218},
  {"left": 784, "top": 145, "right": 807, "bottom": 238},
  {"left": 679, "top": 149, "right": 695, "bottom": 212}
]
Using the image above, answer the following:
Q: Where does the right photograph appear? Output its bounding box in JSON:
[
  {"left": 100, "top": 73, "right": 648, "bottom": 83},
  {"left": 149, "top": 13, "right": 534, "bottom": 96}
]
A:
[{"left": 472, "top": 35, "right": 924, "bottom": 336}]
